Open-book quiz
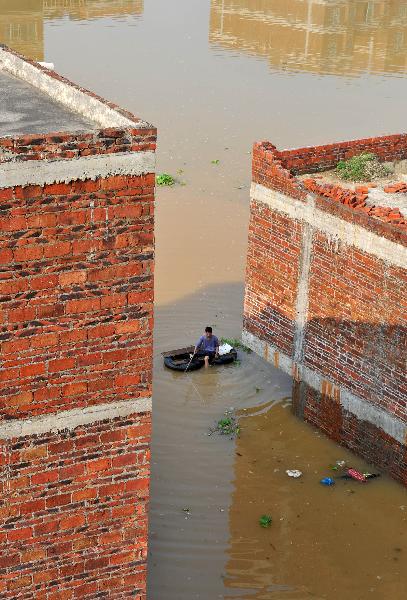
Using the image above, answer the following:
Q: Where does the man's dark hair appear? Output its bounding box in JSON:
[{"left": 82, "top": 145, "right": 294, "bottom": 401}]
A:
[{"left": 205, "top": 326, "right": 212, "bottom": 333}]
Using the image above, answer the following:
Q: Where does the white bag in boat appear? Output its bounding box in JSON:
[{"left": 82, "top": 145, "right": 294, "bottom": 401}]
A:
[{"left": 219, "top": 343, "right": 233, "bottom": 356}]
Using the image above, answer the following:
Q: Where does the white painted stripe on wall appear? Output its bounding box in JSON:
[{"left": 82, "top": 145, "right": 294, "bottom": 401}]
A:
[
  {"left": 242, "top": 329, "right": 406, "bottom": 444},
  {"left": 0, "top": 397, "right": 152, "bottom": 440},
  {"left": 251, "top": 182, "right": 407, "bottom": 268},
  {"left": 0, "top": 150, "right": 156, "bottom": 189},
  {"left": 0, "top": 48, "right": 144, "bottom": 129},
  {"left": 293, "top": 220, "right": 313, "bottom": 364}
]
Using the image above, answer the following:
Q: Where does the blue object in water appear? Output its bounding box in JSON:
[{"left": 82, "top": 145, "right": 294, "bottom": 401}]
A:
[{"left": 320, "top": 477, "right": 335, "bottom": 486}]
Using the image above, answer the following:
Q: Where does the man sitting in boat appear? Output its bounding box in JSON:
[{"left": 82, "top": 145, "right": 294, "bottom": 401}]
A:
[{"left": 194, "top": 326, "right": 219, "bottom": 368}]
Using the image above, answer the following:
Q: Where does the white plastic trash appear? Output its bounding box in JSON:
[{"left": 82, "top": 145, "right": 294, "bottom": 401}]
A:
[
  {"left": 218, "top": 343, "right": 233, "bottom": 356},
  {"left": 286, "top": 469, "right": 302, "bottom": 478}
]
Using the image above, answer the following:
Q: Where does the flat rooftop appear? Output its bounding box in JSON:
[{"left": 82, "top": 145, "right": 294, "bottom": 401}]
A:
[{"left": 0, "top": 69, "right": 95, "bottom": 137}]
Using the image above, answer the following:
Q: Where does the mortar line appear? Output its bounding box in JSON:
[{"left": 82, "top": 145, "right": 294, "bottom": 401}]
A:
[
  {"left": 0, "top": 396, "right": 152, "bottom": 440},
  {"left": 293, "top": 215, "right": 314, "bottom": 364},
  {"left": 0, "top": 150, "right": 156, "bottom": 189},
  {"left": 251, "top": 182, "right": 407, "bottom": 268}
]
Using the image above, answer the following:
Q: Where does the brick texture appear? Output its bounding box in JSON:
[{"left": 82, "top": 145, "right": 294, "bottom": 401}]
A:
[
  {"left": 0, "top": 412, "right": 151, "bottom": 599},
  {"left": 0, "top": 174, "right": 154, "bottom": 420},
  {"left": 303, "top": 178, "right": 407, "bottom": 230},
  {"left": 0, "top": 166, "right": 155, "bottom": 596},
  {"left": 0, "top": 48, "right": 156, "bottom": 596},
  {"left": 305, "top": 236, "right": 406, "bottom": 422},
  {"left": 0, "top": 128, "right": 156, "bottom": 163},
  {"left": 245, "top": 136, "right": 406, "bottom": 485},
  {"left": 244, "top": 200, "right": 302, "bottom": 356},
  {"left": 293, "top": 381, "right": 406, "bottom": 484},
  {"left": 252, "top": 138, "right": 407, "bottom": 244}
]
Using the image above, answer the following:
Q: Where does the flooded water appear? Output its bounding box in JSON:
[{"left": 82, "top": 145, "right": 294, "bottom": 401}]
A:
[{"left": 1, "top": 1, "right": 407, "bottom": 598}]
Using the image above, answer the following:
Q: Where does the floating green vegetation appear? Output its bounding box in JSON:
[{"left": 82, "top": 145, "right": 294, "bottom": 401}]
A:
[
  {"left": 336, "top": 153, "right": 391, "bottom": 182},
  {"left": 211, "top": 159, "right": 220, "bottom": 165},
  {"left": 209, "top": 411, "right": 240, "bottom": 438},
  {"left": 259, "top": 515, "right": 272, "bottom": 528},
  {"left": 156, "top": 173, "right": 176, "bottom": 186},
  {"left": 221, "top": 337, "right": 252, "bottom": 353}
]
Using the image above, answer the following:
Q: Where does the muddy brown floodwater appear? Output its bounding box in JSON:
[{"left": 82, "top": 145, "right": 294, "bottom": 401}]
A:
[{"left": 1, "top": 1, "right": 407, "bottom": 598}]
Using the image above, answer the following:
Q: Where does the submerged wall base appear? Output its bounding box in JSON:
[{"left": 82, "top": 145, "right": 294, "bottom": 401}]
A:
[{"left": 243, "top": 329, "right": 406, "bottom": 485}]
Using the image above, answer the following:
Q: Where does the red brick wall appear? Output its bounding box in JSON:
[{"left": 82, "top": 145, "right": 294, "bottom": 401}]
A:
[
  {"left": 293, "top": 382, "right": 406, "bottom": 484},
  {"left": 245, "top": 136, "right": 406, "bottom": 484},
  {"left": 278, "top": 133, "right": 407, "bottom": 175},
  {"left": 0, "top": 174, "right": 154, "bottom": 419},
  {"left": 0, "top": 128, "right": 156, "bottom": 163},
  {"left": 0, "top": 411, "right": 151, "bottom": 598},
  {"left": 252, "top": 141, "right": 307, "bottom": 200},
  {"left": 305, "top": 234, "right": 406, "bottom": 422},
  {"left": 244, "top": 200, "right": 302, "bottom": 356},
  {"left": 0, "top": 44, "right": 156, "bottom": 597},
  {"left": 0, "top": 169, "right": 155, "bottom": 595}
]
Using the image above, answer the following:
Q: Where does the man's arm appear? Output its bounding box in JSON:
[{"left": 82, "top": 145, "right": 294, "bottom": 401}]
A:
[
  {"left": 194, "top": 336, "right": 203, "bottom": 355},
  {"left": 215, "top": 337, "right": 219, "bottom": 357}
]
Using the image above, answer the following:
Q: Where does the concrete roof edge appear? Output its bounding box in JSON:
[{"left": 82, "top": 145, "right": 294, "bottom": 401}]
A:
[{"left": 0, "top": 44, "right": 151, "bottom": 130}]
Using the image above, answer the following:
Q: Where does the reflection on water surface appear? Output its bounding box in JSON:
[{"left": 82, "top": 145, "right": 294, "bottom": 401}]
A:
[
  {"left": 0, "top": 0, "right": 44, "bottom": 60},
  {"left": 210, "top": 0, "right": 407, "bottom": 76},
  {"left": 0, "top": 0, "right": 143, "bottom": 60},
  {"left": 0, "top": 1, "right": 406, "bottom": 599},
  {"left": 43, "top": 0, "right": 143, "bottom": 21}
]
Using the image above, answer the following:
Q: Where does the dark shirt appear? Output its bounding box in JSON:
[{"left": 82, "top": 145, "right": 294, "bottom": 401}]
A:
[{"left": 195, "top": 335, "right": 219, "bottom": 353}]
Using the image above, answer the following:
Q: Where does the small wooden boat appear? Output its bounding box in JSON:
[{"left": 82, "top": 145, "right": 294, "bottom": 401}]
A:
[{"left": 162, "top": 345, "right": 238, "bottom": 372}]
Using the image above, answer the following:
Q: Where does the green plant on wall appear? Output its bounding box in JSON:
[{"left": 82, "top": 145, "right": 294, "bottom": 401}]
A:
[{"left": 336, "top": 153, "right": 391, "bottom": 181}]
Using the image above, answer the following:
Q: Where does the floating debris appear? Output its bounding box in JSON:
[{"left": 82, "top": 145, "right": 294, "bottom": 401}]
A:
[
  {"left": 156, "top": 173, "right": 176, "bottom": 186},
  {"left": 259, "top": 515, "right": 272, "bottom": 528},
  {"left": 339, "top": 468, "right": 381, "bottom": 482},
  {"left": 320, "top": 477, "right": 335, "bottom": 486},
  {"left": 209, "top": 411, "right": 240, "bottom": 438},
  {"left": 331, "top": 460, "right": 347, "bottom": 470},
  {"left": 286, "top": 470, "right": 302, "bottom": 478}
]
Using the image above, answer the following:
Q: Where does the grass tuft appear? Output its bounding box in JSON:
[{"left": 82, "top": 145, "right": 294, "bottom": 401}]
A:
[
  {"left": 336, "top": 153, "right": 391, "bottom": 181},
  {"left": 221, "top": 337, "right": 252, "bottom": 353}
]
